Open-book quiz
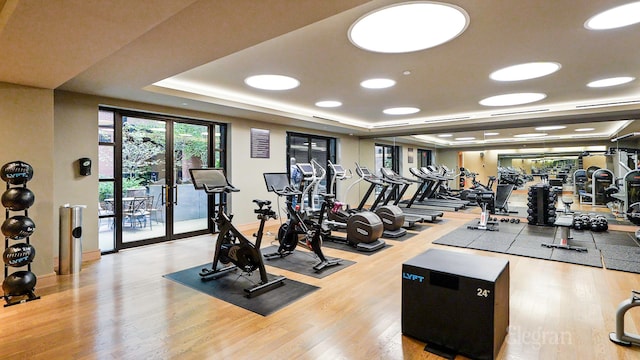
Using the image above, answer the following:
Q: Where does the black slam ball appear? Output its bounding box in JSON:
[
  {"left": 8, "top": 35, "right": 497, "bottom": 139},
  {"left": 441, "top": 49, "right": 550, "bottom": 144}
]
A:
[
  {"left": 1, "top": 187, "right": 35, "bottom": 211},
  {"left": 0, "top": 161, "right": 34, "bottom": 185},
  {"left": 3, "top": 243, "right": 36, "bottom": 267},
  {"left": 1, "top": 215, "right": 36, "bottom": 240},
  {"left": 2, "top": 270, "right": 37, "bottom": 296}
]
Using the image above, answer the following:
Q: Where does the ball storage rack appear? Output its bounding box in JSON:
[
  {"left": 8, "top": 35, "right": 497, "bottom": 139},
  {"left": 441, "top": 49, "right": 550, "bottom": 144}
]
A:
[{"left": 2, "top": 175, "right": 40, "bottom": 307}]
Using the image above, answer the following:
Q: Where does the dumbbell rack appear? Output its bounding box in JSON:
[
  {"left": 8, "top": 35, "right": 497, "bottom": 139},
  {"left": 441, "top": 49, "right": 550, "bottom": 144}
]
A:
[
  {"left": 527, "top": 184, "right": 557, "bottom": 226},
  {"left": 2, "top": 182, "right": 40, "bottom": 307}
]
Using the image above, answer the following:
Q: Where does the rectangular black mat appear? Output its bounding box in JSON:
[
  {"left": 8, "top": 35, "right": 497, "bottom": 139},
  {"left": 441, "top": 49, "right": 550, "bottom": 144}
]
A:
[
  {"left": 321, "top": 238, "right": 392, "bottom": 255},
  {"left": 382, "top": 231, "right": 419, "bottom": 242},
  {"left": 163, "top": 264, "right": 319, "bottom": 316},
  {"left": 433, "top": 220, "right": 606, "bottom": 269},
  {"left": 262, "top": 245, "right": 355, "bottom": 278},
  {"left": 406, "top": 223, "right": 432, "bottom": 232}
]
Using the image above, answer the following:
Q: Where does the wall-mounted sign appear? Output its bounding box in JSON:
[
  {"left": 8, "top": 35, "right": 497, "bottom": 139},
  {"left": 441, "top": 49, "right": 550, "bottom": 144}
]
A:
[{"left": 250, "top": 128, "right": 270, "bottom": 158}]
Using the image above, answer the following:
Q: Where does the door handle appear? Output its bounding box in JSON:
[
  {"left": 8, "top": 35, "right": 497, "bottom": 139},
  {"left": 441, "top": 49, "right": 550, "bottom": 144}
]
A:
[
  {"left": 173, "top": 185, "right": 178, "bottom": 205},
  {"left": 164, "top": 185, "right": 170, "bottom": 208}
]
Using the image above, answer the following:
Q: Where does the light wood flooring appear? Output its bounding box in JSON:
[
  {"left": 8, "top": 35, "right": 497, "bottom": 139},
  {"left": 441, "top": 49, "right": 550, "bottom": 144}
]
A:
[{"left": 2, "top": 193, "right": 640, "bottom": 359}]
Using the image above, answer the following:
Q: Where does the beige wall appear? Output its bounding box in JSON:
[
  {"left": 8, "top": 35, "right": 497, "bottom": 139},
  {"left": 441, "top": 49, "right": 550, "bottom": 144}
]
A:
[
  {"left": 460, "top": 150, "right": 498, "bottom": 188},
  {"left": 0, "top": 82, "right": 55, "bottom": 278},
  {"left": 53, "top": 91, "right": 361, "bottom": 260},
  {"left": 582, "top": 155, "right": 607, "bottom": 172}
]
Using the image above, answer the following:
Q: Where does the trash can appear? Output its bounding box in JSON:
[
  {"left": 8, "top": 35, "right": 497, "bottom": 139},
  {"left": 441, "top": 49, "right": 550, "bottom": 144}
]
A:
[{"left": 58, "top": 204, "right": 86, "bottom": 275}]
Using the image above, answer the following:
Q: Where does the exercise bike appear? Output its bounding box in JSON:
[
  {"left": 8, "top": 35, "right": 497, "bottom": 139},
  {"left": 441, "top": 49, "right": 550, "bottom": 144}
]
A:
[
  {"left": 189, "top": 168, "right": 285, "bottom": 298},
  {"left": 263, "top": 172, "right": 341, "bottom": 272}
]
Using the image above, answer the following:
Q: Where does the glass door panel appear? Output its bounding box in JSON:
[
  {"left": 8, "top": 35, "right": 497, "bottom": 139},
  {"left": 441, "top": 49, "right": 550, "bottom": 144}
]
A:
[
  {"left": 121, "top": 116, "right": 167, "bottom": 244},
  {"left": 173, "top": 122, "right": 209, "bottom": 234},
  {"left": 287, "top": 133, "right": 335, "bottom": 210}
]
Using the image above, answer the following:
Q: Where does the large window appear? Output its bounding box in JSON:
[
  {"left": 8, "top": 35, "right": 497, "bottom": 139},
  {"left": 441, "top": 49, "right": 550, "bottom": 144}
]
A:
[
  {"left": 286, "top": 133, "right": 336, "bottom": 209},
  {"left": 374, "top": 143, "right": 400, "bottom": 198},
  {"left": 418, "top": 149, "right": 432, "bottom": 168}
]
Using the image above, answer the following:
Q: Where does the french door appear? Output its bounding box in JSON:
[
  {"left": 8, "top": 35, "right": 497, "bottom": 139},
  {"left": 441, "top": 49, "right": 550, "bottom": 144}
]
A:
[{"left": 98, "top": 109, "right": 225, "bottom": 252}]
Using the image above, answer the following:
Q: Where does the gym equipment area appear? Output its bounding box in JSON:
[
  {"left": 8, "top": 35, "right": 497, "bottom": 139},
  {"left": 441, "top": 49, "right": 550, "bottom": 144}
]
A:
[{"left": 6, "top": 2, "right": 640, "bottom": 359}]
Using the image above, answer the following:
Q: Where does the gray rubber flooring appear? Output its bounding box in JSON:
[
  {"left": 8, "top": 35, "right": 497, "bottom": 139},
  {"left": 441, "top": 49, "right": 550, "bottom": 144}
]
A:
[{"left": 432, "top": 220, "right": 640, "bottom": 273}]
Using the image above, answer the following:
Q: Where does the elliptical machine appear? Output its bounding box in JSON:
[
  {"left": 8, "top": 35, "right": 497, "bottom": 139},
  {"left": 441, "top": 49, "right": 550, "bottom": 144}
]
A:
[
  {"left": 352, "top": 163, "right": 407, "bottom": 238},
  {"left": 262, "top": 172, "right": 341, "bottom": 272},
  {"left": 304, "top": 161, "right": 385, "bottom": 251},
  {"left": 189, "top": 168, "right": 286, "bottom": 298}
]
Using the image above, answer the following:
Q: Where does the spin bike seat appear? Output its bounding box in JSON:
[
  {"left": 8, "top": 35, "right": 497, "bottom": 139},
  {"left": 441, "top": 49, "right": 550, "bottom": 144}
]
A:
[{"left": 253, "top": 199, "right": 271, "bottom": 207}]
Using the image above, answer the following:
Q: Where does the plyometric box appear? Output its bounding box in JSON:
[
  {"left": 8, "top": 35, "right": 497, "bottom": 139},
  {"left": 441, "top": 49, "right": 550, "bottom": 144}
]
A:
[{"left": 402, "top": 249, "right": 509, "bottom": 360}]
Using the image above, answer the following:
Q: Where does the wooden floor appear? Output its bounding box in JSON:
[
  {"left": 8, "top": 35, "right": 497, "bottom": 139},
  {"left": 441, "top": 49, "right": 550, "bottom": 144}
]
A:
[{"left": 2, "top": 194, "right": 640, "bottom": 359}]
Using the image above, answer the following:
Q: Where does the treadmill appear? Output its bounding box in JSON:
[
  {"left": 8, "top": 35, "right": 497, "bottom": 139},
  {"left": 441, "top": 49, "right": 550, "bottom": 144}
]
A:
[
  {"left": 379, "top": 168, "right": 444, "bottom": 222},
  {"left": 404, "top": 167, "right": 467, "bottom": 211}
]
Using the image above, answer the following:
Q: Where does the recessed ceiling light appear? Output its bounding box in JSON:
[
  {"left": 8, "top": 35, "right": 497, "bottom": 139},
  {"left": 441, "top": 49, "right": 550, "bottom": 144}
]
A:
[
  {"left": 403, "top": 70, "right": 412, "bottom": 75},
  {"left": 315, "top": 100, "right": 342, "bottom": 108},
  {"left": 438, "top": 134, "right": 453, "bottom": 138},
  {"left": 490, "top": 62, "right": 561, "bottom": 81},
  {"left": 360, "top": 78, "right": 396, "bottom": 89},
  {"left": 535, "top": 125, "right": 566, "bottom": 131},
  {"left": 383, "top": 107, "right": 420, "bottom": 115},
  {"left": 455, "top": 137, "right": 475, "bottom": 141},
  {"left": 348, "top": 2, "right": 469, "bottom": 53},
  {"left": 587, "top": 76, "right": 635, "bottom": 88},
  {"left": 585, "top": 1, "right": 640, "bottom": 30},
  {"left": 479, "top": 93, "right": 547, "bottom": 106},
  {"left": 484, "top": 132, "right": 500, "bottom": 136},
  {"left": 575, "top": 128, "right": 595, "bottom": 132},
  {"left": 514, "top": 133, "right": 547, "bottom": 138},
  {"left": 244, "top": 74, "right": 300, "bottom": 90}
]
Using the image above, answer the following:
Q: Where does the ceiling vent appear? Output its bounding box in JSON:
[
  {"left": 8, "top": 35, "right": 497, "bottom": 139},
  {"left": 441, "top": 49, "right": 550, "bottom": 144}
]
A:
[
  {"left": 576, "top": 100, "right": 640, "bottom": 109},
  {"left": 490, "top": 109, "right": 549, "bottom": 117}
]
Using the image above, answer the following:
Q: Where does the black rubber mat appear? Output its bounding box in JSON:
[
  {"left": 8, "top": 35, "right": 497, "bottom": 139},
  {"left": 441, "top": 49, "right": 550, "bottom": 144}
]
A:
[
  {"left": 321, "top": 235, "right": 392, "bottom": 255},
  {"left": 261, "top": 245, "right": 355, "bottom": 278},
  {"left": 164, "top": 264, "right": 319, "bottom": 316},
  {"left": 382, "top": 231, "right": 419, "bottom": 242},
  {"left": 433, "top": 220, "right": 605, "bottom": 269}
]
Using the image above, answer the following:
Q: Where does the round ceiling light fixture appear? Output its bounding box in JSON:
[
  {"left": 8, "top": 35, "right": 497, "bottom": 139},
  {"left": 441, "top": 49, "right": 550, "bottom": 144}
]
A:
[
  {"left": 479, "top": 93, "right": 547, "bottom": 107},
  {"left": 490, "top": 62, "right": 561, "bottom": 82},
  {"left": 383, "top": 107, "right": 420, "bottom": 115},
  {"left": 587, "top": 76, "right": 635, "bottom": 88},
  {"left": 585, "top": 1, "right": 640, "bottom": 30},
  {"left": 360, "top": 78, "right": 396, "bottom": 89},
  {"left": 348, "top": 1, "right": 469, "bottom": 53},
  {"left": 315, "top": 100, "right": 342, "bottom": 108},
  {"left": 244, "top": 74, "right": 300, "bottom": 90}
]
